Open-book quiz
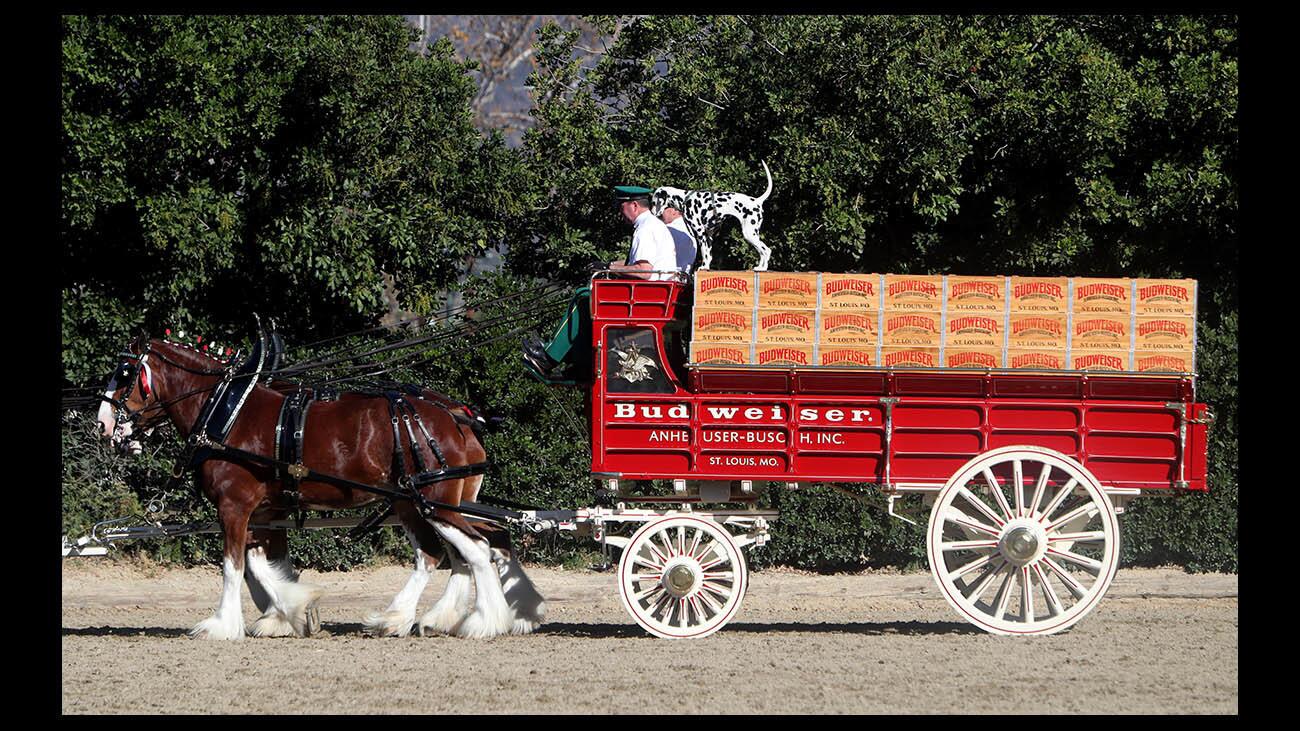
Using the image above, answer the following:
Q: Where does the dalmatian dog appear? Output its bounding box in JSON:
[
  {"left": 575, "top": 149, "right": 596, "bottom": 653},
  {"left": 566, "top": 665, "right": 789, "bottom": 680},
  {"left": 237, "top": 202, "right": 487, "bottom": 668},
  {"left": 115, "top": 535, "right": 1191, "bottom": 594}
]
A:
[{"left": 651, "top": 160, "right": 773, "bottom": 271}]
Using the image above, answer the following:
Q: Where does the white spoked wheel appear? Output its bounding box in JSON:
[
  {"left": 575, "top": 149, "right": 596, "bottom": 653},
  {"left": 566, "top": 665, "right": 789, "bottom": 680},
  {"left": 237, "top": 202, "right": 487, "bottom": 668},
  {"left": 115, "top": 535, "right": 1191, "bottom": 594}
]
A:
[
  {"left": 617, "top": 515, "right": 748, "bottom": 640},
  {"left": 927, "top": 445, "right": 1121, "bottom": 636}
]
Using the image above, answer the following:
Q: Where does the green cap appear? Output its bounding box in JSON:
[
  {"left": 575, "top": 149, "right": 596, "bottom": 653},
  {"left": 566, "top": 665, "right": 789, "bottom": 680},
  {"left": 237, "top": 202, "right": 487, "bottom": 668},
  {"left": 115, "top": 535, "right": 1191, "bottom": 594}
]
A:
[{"left": 613, "top": 185, "right": 652, "bottom": 202}]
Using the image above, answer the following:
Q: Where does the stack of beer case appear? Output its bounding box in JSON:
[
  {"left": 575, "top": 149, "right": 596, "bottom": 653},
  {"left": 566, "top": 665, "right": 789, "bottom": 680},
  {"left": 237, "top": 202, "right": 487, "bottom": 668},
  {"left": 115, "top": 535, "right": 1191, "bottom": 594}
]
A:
[{"left": 689, "top": 271, "right": 1197, "bottom": 373}]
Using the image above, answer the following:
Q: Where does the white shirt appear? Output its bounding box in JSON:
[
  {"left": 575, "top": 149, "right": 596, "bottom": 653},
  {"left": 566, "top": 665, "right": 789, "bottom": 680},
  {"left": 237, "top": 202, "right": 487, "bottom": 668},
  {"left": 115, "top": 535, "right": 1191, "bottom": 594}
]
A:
[
  {"left": 627, "top": 210, "right": 679, "bottom": 281},
  {"left": 666, "top": 216, "right": 697, "bottom": 271}
]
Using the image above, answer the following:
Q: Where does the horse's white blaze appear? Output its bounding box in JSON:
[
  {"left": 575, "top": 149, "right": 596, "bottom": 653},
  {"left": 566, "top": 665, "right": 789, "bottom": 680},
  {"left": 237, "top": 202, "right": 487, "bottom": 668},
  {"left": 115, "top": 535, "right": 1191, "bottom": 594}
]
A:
[
  {"left": 190, "top": 556, "right": 246, "bottom": 640},
  {"left": 364, "top": 543, "right": 429, "bottom": 637},
  {"left": 96, "top": 391, "right": 116, "bottom": 438},
  {"left": 432, "top": 524, "right": 512, "bottom": 639},
  {"left": 496, "top": 549, "right": 547, "bottom": 635},
  {"left": 245, "top": 547, "right": 322, "bottom": 637},
  {"left": 419, "top": 551, "right": 472, "bottom": 635}
]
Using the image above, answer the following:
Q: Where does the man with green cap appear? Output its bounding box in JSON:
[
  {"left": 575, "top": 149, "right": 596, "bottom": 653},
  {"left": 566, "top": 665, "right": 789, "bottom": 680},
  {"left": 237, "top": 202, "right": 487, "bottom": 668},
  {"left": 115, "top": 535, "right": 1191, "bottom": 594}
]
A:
[{"left": 522, "top": 185, "right": 679, "bottom": 381}]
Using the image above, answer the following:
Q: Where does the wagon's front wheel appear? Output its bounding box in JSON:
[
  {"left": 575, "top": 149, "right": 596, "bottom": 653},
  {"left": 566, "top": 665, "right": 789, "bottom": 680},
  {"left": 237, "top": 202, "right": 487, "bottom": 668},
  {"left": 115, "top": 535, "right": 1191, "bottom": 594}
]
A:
[
  {"left": 617, "top": 515, "right": 748, "bottom": 639},
  {"left": 926, "top": 446, "right": 1120, "bottom": 636}
]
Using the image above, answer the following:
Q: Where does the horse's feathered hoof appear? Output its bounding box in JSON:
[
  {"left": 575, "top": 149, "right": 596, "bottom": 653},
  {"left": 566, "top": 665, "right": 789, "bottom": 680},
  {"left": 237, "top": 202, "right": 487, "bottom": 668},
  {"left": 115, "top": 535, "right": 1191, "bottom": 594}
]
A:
[
  {"left": 249, "top": 612, "right": 297, "bottom": 638},
  {"left": 190, "top": 615, "right": 245, "bottom": 640},
  {"left": 362, "top": 610, "right": 415, "bottom": 638},
  {"left": 305, "top": 606, "right": 322, "bottom": 636}
]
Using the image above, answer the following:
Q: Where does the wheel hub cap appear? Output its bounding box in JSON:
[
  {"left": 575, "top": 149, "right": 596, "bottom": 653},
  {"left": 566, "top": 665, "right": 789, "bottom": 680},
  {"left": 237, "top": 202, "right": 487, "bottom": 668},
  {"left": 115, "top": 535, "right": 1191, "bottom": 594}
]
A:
[
  {"left": 662, "top": 561, "right": 699, "bottom": 598},
  {"left": 1004, "top": 527, "right": 1038, "bottom": 562},
  {"left": 998, "top": 518, "right": 1048, "bottom": 566}
]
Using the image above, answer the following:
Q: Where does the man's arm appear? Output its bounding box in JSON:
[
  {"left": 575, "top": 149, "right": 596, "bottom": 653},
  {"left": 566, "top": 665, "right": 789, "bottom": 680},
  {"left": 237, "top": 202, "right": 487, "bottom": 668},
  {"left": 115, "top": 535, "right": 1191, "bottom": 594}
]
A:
[{"left": 608, "top": 259, "right": 655, "bottom": 280}]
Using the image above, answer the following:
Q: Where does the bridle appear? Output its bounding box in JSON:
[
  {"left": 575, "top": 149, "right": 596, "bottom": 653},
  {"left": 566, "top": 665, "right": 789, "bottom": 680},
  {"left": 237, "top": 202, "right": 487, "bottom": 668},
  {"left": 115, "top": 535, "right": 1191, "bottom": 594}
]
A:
[{"left": 102, "top": 342, "right": 155, "bottom": 424}]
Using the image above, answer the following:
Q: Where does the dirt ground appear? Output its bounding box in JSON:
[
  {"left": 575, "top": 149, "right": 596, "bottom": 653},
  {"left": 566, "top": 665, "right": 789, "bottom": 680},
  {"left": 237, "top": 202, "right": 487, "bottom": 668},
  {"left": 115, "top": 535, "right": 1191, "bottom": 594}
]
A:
[{"left": 61, "top": 559, "right": 1237, "bottom": 714}]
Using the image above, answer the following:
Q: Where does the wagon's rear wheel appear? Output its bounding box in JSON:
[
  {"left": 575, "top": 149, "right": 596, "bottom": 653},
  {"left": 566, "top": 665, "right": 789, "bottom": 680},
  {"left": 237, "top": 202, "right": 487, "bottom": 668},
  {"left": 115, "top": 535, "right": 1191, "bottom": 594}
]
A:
[
  {"left": 617, "top": 515, "right": 748, "bottom": 639},
  {"left": 926, "top": 445, "right": 1120, "bottom": 636}
]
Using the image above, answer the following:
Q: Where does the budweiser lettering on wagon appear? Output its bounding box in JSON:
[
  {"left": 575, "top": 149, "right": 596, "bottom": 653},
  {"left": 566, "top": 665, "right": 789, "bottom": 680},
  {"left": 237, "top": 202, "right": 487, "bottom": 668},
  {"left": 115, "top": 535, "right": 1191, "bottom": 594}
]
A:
[
  {"left": 945, "top": 275, "right": 1006, "bottom": 313},
  {"left": 818, "top": 311, "right": 878, "bottom": 345},
  {"left": 694, "top": 270, "right": 755, "bottom": 308},
  {"left": 1009, "top": 277, "right": 1068, "bottom": 313},
  {"left": 1072, "top": 278, "right": 1131, "bottom": 314},
  {"left": 820, "top": 273, "right": 881, "bottom": 310}
]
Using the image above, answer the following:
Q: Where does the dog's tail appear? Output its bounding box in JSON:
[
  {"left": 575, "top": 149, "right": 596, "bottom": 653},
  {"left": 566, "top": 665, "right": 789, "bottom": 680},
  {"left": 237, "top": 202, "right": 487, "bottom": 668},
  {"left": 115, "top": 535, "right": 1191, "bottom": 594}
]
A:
[{"left": 756, "top": 160, "right": 773, "bottom": 205}]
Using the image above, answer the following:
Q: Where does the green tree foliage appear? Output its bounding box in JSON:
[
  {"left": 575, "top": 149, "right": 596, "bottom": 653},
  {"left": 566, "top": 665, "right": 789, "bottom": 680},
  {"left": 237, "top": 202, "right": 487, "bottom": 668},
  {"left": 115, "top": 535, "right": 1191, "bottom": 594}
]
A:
[{"left": 62, "top": 15, "right": 530, "bottom": 385}]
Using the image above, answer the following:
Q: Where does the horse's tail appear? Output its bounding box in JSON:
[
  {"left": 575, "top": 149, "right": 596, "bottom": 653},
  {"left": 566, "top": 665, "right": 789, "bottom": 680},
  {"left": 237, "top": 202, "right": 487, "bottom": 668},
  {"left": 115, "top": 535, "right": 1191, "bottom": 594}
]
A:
[{"left": 755, "top": 160, "right": 773, "bottom": 205}]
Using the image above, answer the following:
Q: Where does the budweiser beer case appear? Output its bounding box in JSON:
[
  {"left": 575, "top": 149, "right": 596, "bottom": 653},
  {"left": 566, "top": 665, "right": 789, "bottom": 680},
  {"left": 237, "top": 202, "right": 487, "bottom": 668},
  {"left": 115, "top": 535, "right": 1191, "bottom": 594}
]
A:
[
  {"left": 1010, "top": 277, "right": 1069, "bottom": 313},
  {"left": 882, "top": 310, "right": 943, "bottom": 347},
  {"left": 945, "top": 313, "right": 1003, "bottom": 349},
  {"left": 756, "top": 272, "right": 819, "bottom": 308},
  {"left": 755, "top": 308, "right": 817, "bottom": 345},
  {"left": 1136, "top": 279, "right": 1197, "bottom": 317},
  {"left": 945, "top": 276, "right": 1007, "bottom": 313},
  {"left": 818, "top": 310, "right": 879, "bottom": 345},
  {"left": 1072, "top": 278, "right": 1132, "bottom": 314},
  {"left": 1008, "top": 313, "right": 1069, "bottom": 349},
  {"left": 694, "top": 270, "right": 756, "bottom": 308},
  {"left": 691, "top": 307, "right": 754, "bottom": 343},
  {"left": 884, "top": 275, "right": 944, "bottom": 311},
  {"left": 686, "top": 272, "right": 1198, "bottom": 372},
  {"left": 820, "top": 273, "right": 881, "bottom": 311}
]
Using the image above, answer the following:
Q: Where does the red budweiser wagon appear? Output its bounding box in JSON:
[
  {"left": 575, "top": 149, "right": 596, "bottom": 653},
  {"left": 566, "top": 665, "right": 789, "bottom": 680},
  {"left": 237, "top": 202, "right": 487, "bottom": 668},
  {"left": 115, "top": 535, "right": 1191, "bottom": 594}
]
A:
[{"left": 574, "top": 271, "right": 1213, "bottom": 638}]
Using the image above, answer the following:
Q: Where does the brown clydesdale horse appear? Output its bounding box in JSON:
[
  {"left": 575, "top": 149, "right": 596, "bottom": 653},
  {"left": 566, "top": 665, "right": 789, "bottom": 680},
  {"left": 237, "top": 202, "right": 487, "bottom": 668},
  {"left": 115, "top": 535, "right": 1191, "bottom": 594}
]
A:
[{"left": 96, "top": 335, "right": 545, "bottom": 640}]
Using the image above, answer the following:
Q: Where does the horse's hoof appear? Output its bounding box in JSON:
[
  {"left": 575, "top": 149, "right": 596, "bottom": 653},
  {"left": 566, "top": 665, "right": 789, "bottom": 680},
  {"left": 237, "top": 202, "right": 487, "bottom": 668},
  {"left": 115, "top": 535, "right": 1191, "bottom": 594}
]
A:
[
  {"left": 362, "top": 610, "right": 414, "bottom": 638},
  {"left": 190, "top": 615, "right": 246, "bottom": 641},
  {"left": 249, "top": 612, "right": 296, "bottom": 638},
  {"left": 305, "top": 606, "right": 321, "bottom": 636}
]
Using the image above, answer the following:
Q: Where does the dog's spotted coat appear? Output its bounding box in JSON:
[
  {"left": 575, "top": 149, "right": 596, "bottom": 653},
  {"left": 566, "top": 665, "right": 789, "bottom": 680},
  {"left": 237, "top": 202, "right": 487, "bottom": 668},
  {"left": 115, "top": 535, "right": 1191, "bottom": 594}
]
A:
[{"left": 651, "top": 160, "right": 773, "bottom": 271}]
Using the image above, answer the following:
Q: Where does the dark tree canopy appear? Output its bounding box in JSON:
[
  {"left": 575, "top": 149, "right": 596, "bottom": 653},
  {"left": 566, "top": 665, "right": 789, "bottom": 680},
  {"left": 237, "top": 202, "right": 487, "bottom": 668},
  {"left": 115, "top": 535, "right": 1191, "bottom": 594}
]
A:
[{"left": 62, "top": 15, "right": 530, "bottom": 383}]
